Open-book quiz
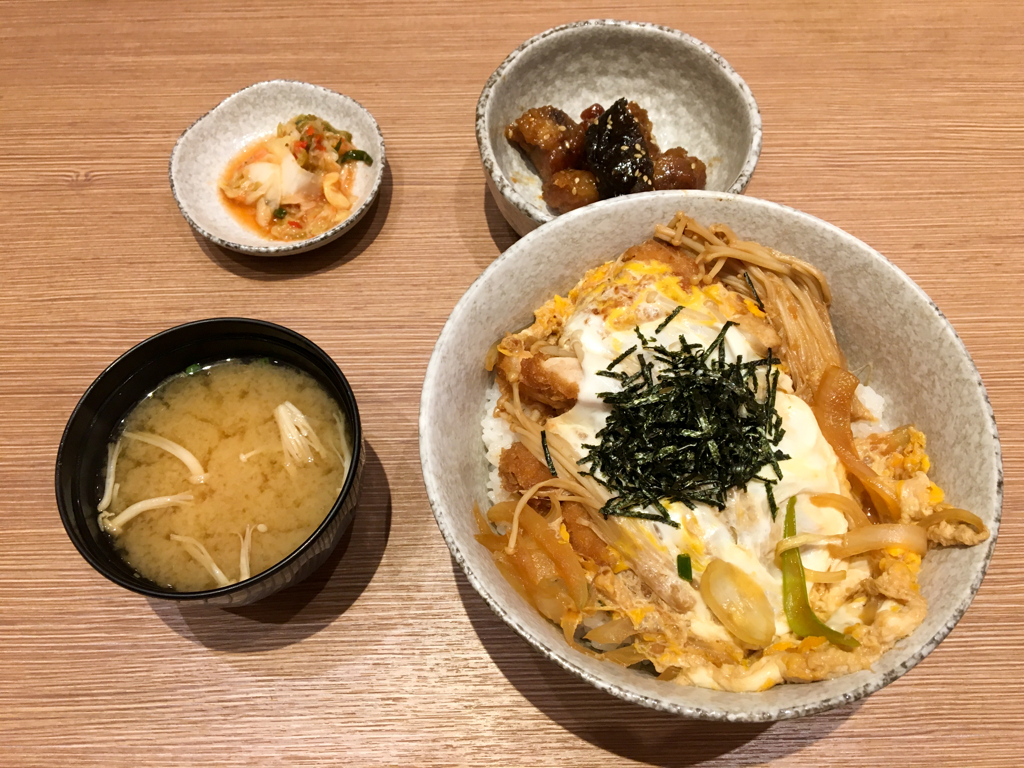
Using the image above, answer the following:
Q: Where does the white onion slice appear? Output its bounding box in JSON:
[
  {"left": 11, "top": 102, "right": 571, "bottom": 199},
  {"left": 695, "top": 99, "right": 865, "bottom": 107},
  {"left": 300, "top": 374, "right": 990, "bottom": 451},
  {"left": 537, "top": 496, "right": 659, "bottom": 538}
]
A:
[{"left": 699, "top": 558, "right": 775, "bottom": 648}]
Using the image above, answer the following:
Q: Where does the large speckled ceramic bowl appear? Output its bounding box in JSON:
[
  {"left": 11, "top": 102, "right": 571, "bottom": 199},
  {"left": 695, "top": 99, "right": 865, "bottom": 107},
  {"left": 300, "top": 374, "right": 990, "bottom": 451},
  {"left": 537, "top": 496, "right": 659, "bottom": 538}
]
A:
[
  {"left": 420, "top": 190, "right": 1001, "bottom": 721},
  {"left": 170, "top": 80, "right": 385, "bottom": 256},
  {"left": 477, "top": 20, "right": 761, "bottom": 236}
]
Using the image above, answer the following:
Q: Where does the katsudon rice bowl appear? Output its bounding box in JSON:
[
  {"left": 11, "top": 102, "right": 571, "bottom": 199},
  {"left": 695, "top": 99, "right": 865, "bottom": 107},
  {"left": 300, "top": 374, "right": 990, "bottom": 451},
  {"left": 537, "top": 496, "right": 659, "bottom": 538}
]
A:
[{"left": 419, "top": 191, "right": 1001, "bottom": 720}]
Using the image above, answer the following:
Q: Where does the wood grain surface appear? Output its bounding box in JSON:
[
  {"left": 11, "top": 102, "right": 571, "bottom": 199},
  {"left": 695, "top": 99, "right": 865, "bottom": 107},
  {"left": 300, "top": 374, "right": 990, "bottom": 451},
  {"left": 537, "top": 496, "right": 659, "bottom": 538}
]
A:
[{"left": 2, "top": 1, "right": 1022, "bottom": 765}]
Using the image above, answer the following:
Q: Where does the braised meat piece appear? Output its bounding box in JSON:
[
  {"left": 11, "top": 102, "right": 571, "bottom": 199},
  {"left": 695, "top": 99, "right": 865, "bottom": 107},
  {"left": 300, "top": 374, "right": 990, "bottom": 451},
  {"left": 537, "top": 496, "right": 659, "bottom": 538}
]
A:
[
  {"left": 653, "top": 147, "right": 707, "bottom": 191},
  {"left": 584, "top": 98, "right": 655, "bottom": 198},
  {"left": 622, "top": 238, "right": 700, "bottom": 284},
  {"left": 506, "top": 98, "right": 707, "bottom": 212},
  {"left": 496, "top": 351, "right": 582, "bottom": 412},
  {"left": 504, "top": 106, "right": 587, "bottom": 182},
  {"left": 625, "top": 101, "right": 660, "bottom": 156},
  {"left": 561, "top": 501, "right": 618, "bottom": 567},
  {"left": 498, "top": 442, "right": 553, "bottom": 511},
  {"left": 542, "top": 169, "right": 600, "bottom": 213}
]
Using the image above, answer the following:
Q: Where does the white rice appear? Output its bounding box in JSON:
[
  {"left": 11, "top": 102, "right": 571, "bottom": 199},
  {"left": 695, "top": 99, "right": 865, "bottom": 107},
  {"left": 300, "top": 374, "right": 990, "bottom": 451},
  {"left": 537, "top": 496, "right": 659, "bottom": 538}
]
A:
[
  {"left": 482, "top": 382, "right": 515, "bottom": 504},
  {"left": 852, "top": 383, "right": 888, "bottom": 438}
]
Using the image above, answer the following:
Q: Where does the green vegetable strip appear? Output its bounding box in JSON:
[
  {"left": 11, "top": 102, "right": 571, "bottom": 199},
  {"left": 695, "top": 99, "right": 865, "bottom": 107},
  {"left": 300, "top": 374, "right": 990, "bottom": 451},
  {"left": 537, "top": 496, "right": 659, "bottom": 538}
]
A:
[
  {"left": 540, "top": 430, "right": 557, "bottom": 477},
  {"left": 676, "top": 553, "right": 692, "bottom": 581},
  {"left": 781, "top": 497, "right": 860, "bottom": 649},
  {"left": 339, "top": 149, "right": 373, "bottom": 166},
  {"left": 184, "top": 364, "right": 202, "bottom": 375}
]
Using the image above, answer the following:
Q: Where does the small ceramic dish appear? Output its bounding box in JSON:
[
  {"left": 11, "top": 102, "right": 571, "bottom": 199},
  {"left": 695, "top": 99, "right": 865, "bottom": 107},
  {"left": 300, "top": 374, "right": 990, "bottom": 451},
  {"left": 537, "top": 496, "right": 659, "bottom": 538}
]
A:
[
  {"left": 56, "top": 318, "right": 364, "bottom": 607},
  {"left": 169, "top": 80, "right": 386, "bottom": 256},
  {"left": 476, "top": 20, "right": 761, "bottom": 236},
  {"left": 420, "top": 190, "right": 1001, "bottom": 721}
]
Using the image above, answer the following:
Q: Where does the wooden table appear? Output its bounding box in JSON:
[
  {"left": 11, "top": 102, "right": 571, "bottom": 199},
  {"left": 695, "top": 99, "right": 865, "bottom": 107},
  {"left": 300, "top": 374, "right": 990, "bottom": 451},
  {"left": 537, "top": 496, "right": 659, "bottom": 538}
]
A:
[{"left": 3, "top": 1, "right": 1022, "bottom": 765}]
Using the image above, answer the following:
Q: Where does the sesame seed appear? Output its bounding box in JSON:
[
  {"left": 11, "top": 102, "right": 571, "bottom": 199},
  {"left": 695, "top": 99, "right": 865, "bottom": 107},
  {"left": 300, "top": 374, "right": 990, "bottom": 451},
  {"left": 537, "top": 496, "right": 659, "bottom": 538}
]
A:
[
  {"left": 572, "top": 187, "right": 577, "bottom": 194},
  {"left": 635, "top": 143, "right": 641, "bottom": 151}
]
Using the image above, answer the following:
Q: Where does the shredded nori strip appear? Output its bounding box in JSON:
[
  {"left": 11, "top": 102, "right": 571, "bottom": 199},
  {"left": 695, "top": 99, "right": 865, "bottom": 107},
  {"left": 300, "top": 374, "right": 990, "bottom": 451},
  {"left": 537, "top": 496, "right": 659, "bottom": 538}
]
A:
[
  {"left": 580, "top": 322, "right": 788, "bottom": 526},
  {"left": 541, "top": 430, "right": 558, "bottom": 477},
  {"left": 655, "top": 305, "right": 683, "bottom": 335},
  {"left": 743, "top": 271, "right": 765, "bottom": 313}
]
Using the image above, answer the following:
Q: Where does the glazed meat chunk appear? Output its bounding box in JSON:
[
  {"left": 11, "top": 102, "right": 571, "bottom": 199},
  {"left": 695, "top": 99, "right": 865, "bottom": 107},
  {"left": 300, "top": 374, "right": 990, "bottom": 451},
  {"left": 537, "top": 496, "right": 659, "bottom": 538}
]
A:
[
  {"left": 542, "top": 169, "right": 600, "bottom": 213},
  {"left": 653, "top": 147, "right": 708, "bottom": 191},
  {"left": 505, "top": 106, "right": 587, "bottom": 182}
]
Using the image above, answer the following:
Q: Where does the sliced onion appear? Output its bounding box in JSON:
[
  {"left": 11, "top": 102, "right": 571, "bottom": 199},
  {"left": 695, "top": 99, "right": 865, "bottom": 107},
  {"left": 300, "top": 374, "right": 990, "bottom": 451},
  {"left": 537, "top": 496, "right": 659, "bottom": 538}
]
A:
[
  {"left": 493, "top": 552, "right": 531, "bottom": 603},
  {"left": 699, "top": 558, "right": 776, "bottom": 648},
  {"left": 531, "top": 578, "right": 575, "bottom": 622},
  {"left": 812, "top": 366, "right": 901, "bottom": 521},
  {"left": 516, "top": 505, "right": 589, "bottom": 609},
  {"left": 657, "top": 667, "right": 682, "bottom": 682},
  {"left": 474, "top": 533, "right": 506, "bottom": 553},
  {"left": 803, "top": 568, "right": 847, "bottom": 583},
  {"left": 918, "top": 507, "right": 988, "bottom": 533},
  {"left": 829, "top": 523, "right": 928, "bottom": 558},
  {"left": 321, "top": 171, "right": 351, "bottom": 210},
  {"left": 775, "top": 533, "right": 833, "bottom": 561},
  {"left": 472, "top": 502, "right": 492, "bottom": 537},
  {"left": 486, "top": 500, "right": 518, "bottom": 527},
  {"left": 810, "top": 493, "right": 871, "bottom": 529},
  {"left": 601, "top": 645, "right": 647, "bottom": 666},
  {"left": 584, "top": 616, "right": 635, "bottom": 645},
  {"left": 560, "top": 611, "right": 584, "bottom": 651}
]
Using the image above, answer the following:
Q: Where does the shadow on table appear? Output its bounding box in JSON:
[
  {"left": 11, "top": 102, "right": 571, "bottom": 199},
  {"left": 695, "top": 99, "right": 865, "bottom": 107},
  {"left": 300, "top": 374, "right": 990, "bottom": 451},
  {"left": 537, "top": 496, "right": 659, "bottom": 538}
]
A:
[
  {"left": 149, "top": 442, "right": 391, "bottom": 651},
  {"left": 452, "top": 150, "right": 519, "bottom": 267},
  {"left": 453, "top": 562, "right": 858, "bottom": 767},
  {"left": 194, "top": 163, "right": 393, "bottom": 280}
]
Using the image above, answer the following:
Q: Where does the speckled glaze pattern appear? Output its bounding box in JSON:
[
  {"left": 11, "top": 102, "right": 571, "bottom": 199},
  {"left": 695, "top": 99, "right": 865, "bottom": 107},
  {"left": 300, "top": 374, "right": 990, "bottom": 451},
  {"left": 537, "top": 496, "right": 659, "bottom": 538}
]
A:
[
  {"left": 476, "top": 20, "right": 762, "bottom": 236},
  {"left": 169, "top": 80, "right": 386, "bottom": 256},
  {"left": 419, "top": 190, "right": 1002, "bottom": 721}
]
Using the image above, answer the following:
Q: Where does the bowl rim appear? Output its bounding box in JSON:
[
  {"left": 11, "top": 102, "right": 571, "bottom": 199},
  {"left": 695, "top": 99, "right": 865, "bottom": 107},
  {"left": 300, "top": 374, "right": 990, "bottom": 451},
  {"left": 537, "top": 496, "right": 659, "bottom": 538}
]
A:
[
  {"left": 419, "top": 189, "right": 1002, "bottom": 721},
  {"left": 168, "top": 79, "right": 387, "bottom": 257},
  {"left": 475, "top": 19, "right": 763, "bottom": 231},
  {"left": 55, "top": 317, "right": 363, "bottom": 601}
]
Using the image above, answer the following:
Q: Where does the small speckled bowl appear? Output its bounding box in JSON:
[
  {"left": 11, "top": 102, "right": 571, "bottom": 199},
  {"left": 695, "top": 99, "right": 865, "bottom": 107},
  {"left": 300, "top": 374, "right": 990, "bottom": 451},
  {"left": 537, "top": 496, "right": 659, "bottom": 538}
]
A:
[
  {"left": 170, "top": 80, "right": 386, "bottom": 256},
  {"left": 420, "top": 190, "right": 1002, "bottom": 721},
  {"left": 476, "top": 20, "right": 761, "bottom": 236}
]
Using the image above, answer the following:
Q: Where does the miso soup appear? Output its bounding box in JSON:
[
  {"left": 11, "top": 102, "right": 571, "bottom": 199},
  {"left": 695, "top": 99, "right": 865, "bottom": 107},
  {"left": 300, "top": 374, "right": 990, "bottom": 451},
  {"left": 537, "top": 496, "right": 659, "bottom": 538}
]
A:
[{"left": 97, "top": 359, "right": 351, "bottom": 591}]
